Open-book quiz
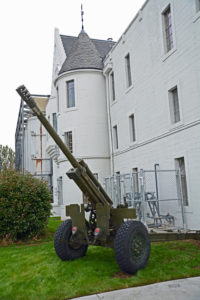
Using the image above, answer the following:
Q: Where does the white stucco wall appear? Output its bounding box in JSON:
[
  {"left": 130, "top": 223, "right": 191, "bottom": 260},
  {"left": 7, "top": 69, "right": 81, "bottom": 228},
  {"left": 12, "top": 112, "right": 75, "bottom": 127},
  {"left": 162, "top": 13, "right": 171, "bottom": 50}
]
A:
[
  {"left": 55, "top": 70, "right": 110, "bottom": 218},
  {"left": 47, "top": 66, "right": 111, "bottom": 218}
]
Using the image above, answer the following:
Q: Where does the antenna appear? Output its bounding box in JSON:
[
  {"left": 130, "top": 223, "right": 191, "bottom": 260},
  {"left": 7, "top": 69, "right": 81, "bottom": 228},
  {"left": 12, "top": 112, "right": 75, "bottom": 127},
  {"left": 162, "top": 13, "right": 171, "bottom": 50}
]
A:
[{"left": 81, "top": 4, "right": 84, "bottom": 31}]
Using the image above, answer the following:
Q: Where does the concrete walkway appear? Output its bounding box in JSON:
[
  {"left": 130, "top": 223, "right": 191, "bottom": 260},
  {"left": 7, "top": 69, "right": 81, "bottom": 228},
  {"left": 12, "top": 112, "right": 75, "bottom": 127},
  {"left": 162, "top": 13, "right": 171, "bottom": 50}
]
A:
[{"left": 73, "top": 277, "right": 200, "bottom": 300}]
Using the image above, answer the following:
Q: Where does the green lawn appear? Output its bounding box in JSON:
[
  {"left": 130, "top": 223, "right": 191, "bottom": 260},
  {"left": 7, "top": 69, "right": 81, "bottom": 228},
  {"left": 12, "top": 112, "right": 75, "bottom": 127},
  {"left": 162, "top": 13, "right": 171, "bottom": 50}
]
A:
[{"left": 0, "top": 218, "right": 200, "bottom": 300}]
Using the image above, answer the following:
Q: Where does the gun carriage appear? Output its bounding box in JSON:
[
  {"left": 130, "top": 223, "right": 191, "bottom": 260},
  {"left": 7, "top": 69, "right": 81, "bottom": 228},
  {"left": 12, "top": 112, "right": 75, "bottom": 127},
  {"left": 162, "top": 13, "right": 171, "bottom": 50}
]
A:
[{"left": 16, "top": 85, "right": 150, "bottom": 274}]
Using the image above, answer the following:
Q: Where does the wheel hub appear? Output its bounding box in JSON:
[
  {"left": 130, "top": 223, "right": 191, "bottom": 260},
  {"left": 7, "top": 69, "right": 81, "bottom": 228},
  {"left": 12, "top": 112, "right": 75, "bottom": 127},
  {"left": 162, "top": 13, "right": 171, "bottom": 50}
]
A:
[{"left": 131, "top": 234, "right": 145, "bottom": 260}]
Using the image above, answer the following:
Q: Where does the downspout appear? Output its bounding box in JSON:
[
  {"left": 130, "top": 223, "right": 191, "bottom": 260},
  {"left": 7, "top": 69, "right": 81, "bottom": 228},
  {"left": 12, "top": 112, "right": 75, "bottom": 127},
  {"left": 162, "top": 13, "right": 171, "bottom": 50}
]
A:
[
  {"left": 104, "top": 71, "right": 114, "bottom": 176},
  {"left": 22, "top": 100, "right": 24, "bottom": 174}
]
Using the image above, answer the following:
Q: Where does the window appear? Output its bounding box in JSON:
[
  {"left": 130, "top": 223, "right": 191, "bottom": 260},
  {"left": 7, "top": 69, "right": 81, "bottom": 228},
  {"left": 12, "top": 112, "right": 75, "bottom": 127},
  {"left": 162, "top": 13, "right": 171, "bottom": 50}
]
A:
[
  {"left": 113, "top": 125, "right": 119, "bottom": 150},
  {"left": 169, "top": 87, "right": 180, "bottom": 124},
  {"left": 162, "top": 5, "right": 174, "bottom": 52},
  {"left": 110, "top": 72, "right": 115, "bottom": 101},
  {"left": 125, "top": 53, "right": 132, "bottom": 88},
  {"left": 56, "top": 87, "right": 59, "bottom": 112},
  {"left": 57, "top": 176, "right": 63, "bottom": 205},
  {"left": 196, "top": 0, "right": 200, "bottom": 12},
  {"left": 66, "top": 80, "right": 75, "bottom": 108},
  {"left": 52, "top": 113, "right": 57, "bottom": 132},
  {"left": 116, "top": 171, "right": 121, "bottom": 204},
  {"left": 175, "top": 157, "right": 188, "bottom": 206},
  {"left": 64, "top": 131, "right": 73, "bottom": 153},
  {"left": 132, "top": 168, "right": 139, "bottom": 194},
  {"left": 93, "top": 173, "right": 98, "bottom": 180},
  {"left": 129, "top": 114, "right": 136, "bottom": 142}
]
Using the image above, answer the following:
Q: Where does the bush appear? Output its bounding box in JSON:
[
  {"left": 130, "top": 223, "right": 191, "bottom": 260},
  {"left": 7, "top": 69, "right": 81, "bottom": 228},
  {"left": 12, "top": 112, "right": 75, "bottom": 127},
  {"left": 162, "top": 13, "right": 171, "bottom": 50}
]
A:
[{"left": 0, "top": 168, "right": 52, "bottom": 241}]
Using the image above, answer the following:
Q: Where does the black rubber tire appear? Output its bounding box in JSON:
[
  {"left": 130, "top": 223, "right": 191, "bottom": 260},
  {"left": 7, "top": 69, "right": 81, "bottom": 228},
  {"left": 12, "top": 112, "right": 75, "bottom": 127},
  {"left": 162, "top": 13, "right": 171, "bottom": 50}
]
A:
[
  {"left": 54, "top": 219, "right": 88, "bottom": 261},
  {"left": 114, "top": 221, "right": 150, "bottom": 274}
]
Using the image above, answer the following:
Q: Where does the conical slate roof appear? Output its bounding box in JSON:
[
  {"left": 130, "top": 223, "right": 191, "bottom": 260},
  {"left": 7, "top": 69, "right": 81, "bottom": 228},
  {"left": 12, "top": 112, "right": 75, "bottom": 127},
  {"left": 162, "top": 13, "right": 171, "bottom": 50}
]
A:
[{"left": 59, "top": 31, "right": 104, "bottom": 74}]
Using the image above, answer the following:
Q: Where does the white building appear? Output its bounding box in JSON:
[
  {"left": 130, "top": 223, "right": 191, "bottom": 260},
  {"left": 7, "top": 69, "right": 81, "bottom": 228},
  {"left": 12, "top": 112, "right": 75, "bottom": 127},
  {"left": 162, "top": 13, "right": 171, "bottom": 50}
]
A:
[
  {"left": 46, "top": 29, "right": 115, "bottom": 218},
  {"left": 16, "top": 0, "right": 200, "bottom": 229}
]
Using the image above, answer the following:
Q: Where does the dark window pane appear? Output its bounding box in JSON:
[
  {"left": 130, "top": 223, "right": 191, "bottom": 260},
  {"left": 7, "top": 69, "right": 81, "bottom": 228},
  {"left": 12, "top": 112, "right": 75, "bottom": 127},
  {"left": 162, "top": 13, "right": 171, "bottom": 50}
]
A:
[
  {"left": 53, "top": 113, "right": 57, "bottom": 132},
  {"left": 67, "top": 80, "right": 75, "bottom": 108}
]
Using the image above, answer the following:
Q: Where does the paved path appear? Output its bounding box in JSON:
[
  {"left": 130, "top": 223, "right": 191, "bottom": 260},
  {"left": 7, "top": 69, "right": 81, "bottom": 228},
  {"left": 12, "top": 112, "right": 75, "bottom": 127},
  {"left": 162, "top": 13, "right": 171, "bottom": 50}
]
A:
[{"left": 73, "top": 276, "right": 200, "bottom": 300}]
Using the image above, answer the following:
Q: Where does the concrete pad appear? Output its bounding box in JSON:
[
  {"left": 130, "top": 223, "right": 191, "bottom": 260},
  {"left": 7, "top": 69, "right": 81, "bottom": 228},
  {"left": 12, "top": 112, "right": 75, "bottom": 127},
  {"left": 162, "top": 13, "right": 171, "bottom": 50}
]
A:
[{"left": 73, "top": 277, "right": 200, "bottom": 300}]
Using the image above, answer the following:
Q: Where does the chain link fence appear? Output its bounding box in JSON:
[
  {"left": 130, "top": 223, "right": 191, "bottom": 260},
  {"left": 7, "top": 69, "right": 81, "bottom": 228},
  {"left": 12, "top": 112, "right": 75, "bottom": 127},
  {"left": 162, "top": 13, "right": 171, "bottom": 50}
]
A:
[{"left": 104, "top": 168, "right": 186, "bottom": 230}]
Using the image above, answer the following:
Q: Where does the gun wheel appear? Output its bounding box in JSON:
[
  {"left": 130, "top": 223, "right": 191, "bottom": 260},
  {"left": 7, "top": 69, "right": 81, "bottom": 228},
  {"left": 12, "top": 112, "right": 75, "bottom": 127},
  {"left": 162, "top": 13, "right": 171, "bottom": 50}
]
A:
[
  {"left": 54, "top": 219, "right": 88, "bottom": 261},
  {"left": 114, "top": 221, "right": 150, "bottom": 274}
]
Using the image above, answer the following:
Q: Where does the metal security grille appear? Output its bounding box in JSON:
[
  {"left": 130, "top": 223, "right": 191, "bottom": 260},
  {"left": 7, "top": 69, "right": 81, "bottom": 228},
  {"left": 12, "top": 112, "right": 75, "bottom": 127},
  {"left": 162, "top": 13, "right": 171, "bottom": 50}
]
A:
[{"left": 104, "top": 168, "right": 186, "bottom": 230}]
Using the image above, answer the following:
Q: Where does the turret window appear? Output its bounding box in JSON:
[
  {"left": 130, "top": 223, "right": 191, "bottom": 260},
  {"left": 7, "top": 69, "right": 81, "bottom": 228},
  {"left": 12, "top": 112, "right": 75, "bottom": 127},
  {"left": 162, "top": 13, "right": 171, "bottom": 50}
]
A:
[
  {"left": 66, "top": 80, "right": 75, "bottom": 108},
  {"left": 52, "top": 113, "right": 57, "bottom": 132}
]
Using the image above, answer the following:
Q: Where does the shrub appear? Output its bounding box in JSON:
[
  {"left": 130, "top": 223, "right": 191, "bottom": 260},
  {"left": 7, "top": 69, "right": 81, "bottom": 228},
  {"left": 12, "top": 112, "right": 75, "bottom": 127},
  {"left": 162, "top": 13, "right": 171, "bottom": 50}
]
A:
[{"left": 0, "top": 168, "right": 52, "bottom": 241}]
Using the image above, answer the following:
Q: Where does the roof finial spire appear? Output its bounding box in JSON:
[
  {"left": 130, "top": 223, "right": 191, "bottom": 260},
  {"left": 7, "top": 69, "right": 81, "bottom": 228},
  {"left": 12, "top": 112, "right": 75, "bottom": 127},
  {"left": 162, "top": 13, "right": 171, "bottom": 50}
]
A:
[{"left": 81, "top": 4, "right": 84, "bottom": 32}]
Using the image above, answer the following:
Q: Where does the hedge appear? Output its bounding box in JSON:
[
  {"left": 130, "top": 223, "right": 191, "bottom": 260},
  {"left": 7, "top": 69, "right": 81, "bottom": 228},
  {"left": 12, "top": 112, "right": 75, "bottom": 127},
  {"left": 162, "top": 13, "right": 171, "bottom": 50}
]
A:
[{"left": 0, "top": 168, "right": 52, "bottom": 241}]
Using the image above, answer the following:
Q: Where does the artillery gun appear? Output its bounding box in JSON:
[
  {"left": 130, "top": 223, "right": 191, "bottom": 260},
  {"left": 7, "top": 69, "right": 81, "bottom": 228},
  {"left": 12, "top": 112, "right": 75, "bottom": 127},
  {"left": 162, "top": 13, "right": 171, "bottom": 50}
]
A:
[{"left": 16, "top": 85, "right": 150, "bottom": 274}]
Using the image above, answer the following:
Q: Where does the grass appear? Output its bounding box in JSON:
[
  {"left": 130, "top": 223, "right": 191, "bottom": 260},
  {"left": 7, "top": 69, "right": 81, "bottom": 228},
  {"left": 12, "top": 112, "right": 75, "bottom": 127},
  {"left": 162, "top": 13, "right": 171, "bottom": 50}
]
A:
[{"left": 0, "top": 218, "right": 200, "bottom": 300}]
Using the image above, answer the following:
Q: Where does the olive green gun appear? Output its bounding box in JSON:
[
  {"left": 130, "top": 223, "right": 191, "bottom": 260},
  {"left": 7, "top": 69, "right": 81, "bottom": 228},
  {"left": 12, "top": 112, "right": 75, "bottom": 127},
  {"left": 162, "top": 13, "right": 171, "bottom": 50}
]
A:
[{"left": 16, "top": 84, "right": 150, "bottom": 274}]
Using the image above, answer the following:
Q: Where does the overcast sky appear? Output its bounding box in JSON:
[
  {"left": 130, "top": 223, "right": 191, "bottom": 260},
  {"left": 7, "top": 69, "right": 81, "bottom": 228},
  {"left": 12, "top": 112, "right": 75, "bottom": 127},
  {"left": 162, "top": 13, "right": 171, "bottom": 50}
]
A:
[{"left": 0, "top": 0, "right": 145, "bottom": 150}]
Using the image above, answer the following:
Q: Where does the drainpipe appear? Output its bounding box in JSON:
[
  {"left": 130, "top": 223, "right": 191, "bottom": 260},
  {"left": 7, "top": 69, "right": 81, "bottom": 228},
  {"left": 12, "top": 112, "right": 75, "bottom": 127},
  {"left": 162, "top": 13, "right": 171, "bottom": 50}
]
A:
[
  {"left": 154, "top": 163, "right": 159, "bottom": 200},
  {"left": 178, "top": 168, "right": 187, "bottom": 230},
  {"left": 22, "top": 100, "right": 24, "bottom": 174},
  {"left": 104, "top": 71, "right": 115, "bottom": 176}
]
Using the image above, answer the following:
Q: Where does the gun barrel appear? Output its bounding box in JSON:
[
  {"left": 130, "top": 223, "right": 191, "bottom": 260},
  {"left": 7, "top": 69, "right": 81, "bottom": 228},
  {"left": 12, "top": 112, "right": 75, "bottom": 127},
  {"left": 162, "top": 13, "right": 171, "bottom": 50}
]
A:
[
  {"left": 16, "top": 84, "right": 113, "bottom": 206},
  {"left": 16, "top": 85, "right": 80, "bottom": 170}
]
